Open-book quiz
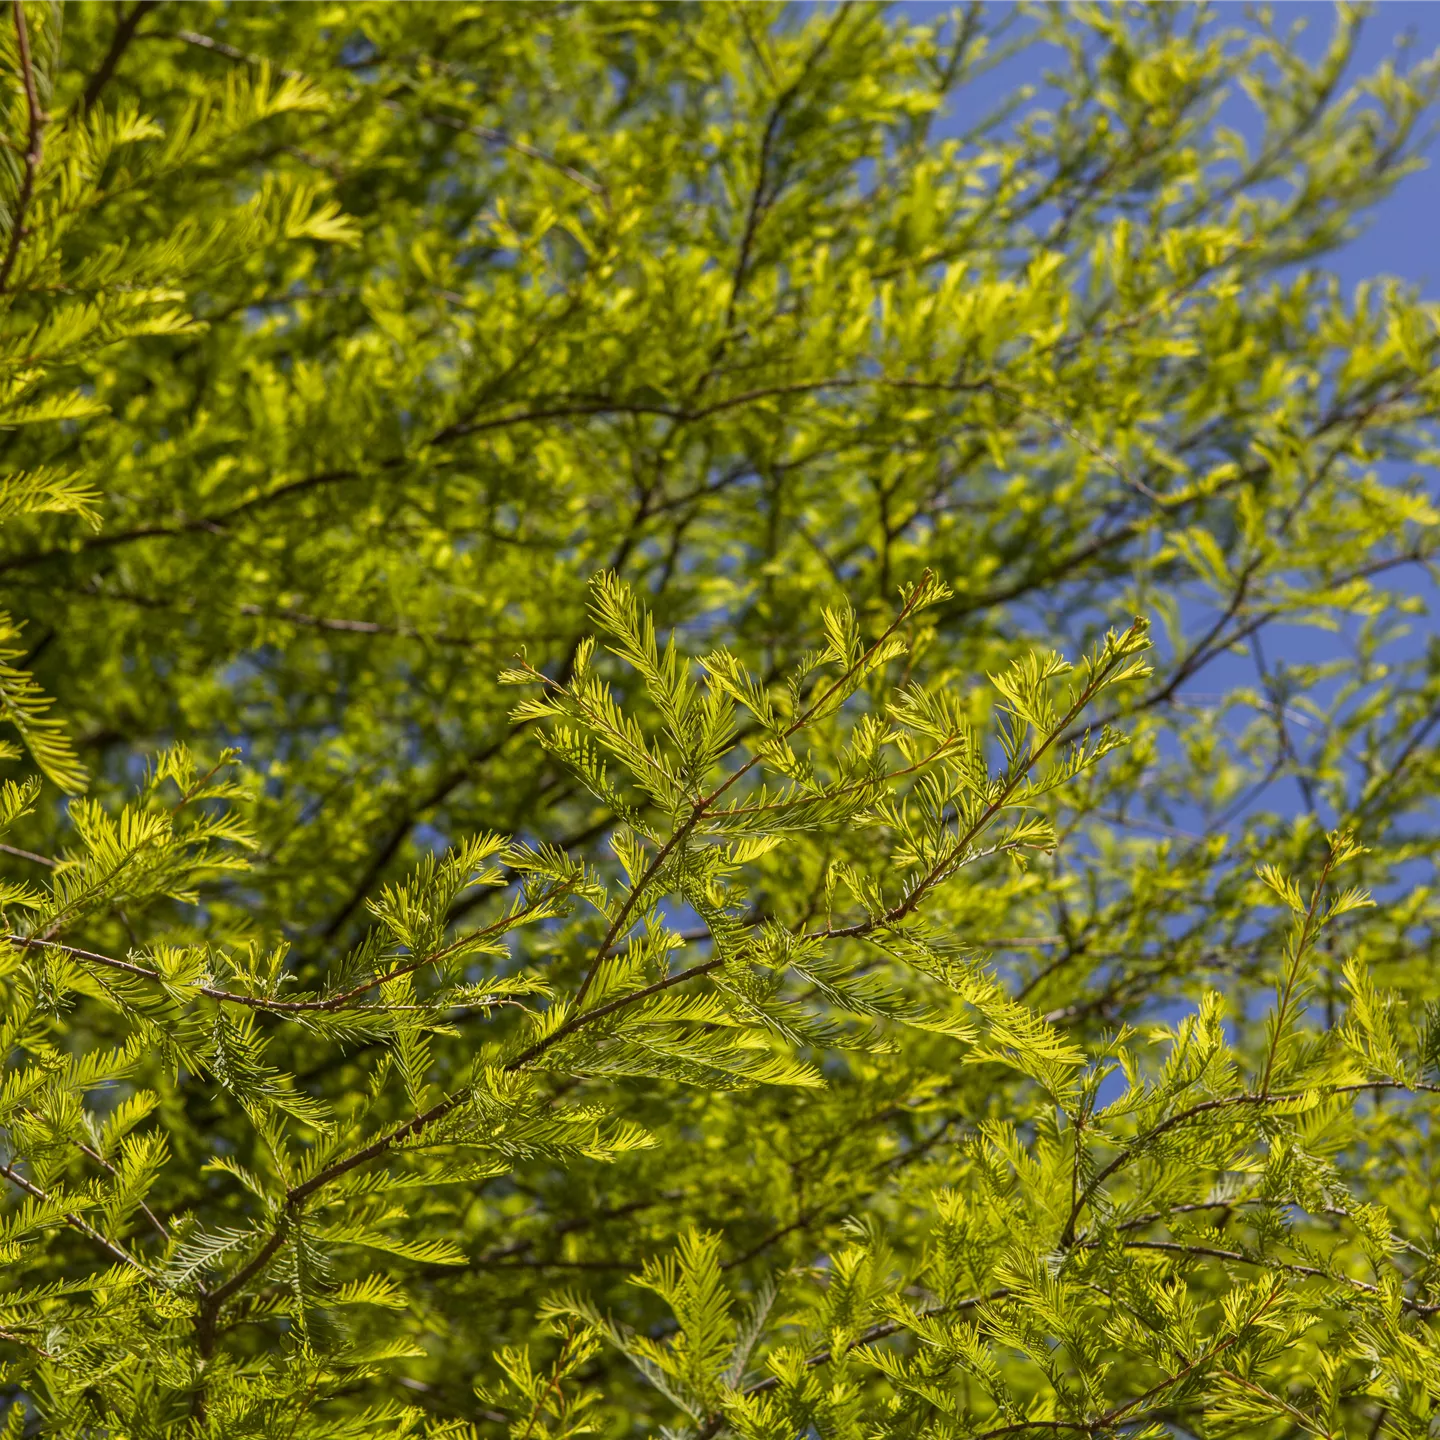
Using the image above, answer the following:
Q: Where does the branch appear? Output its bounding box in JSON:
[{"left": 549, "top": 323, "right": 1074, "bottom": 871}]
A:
[
  {"left": 816, "top": 618, "right": 1148, "bottom": 944},
  {"left": 7, "top": 883, "right": 566, "bottom": 1013},
  {"left": 315, "top": 487, "right": 643, "bottom": 945},
  {"left": 1060, "top": 546, "right": 1433, "bottom": 750},
  {"left": 1058, "top": 1078, "right": 1440, "bottom": 1249},
  {"left": 426, "top": 112, "right": 609, "bottom": 209},
  {"left": 199, "top": 956, "right": 726, "bottom": 1315},
  {"left": 0, "top": 1157, "right": 150, "bottom": 1275},
  {"left": 710, "top": 1275, "right": 1287, "bottom": 1439},
  {"left": 0, "top": 0, "right": 47, "bottom": 298},
  {"left": 953, "top": 1285, "right": 1284, "bottom": 1440},
  {"left": 723, "top": 5, "right": 851, "bottom": 335},
  {"left": 315, "top": 707, "right": 539, "bottom": 945},
  {"left": 0, "top": 467, "right": 366, "bottom": 575},
  {"left": 166, "top": 27, "right": 610, "bottom": 208},
  {"left": 571, "top": 573, "right": 936, "bottom": 1007},
  {"left": 1099, "top": 1237, "right": 1440, "bottom": 1316},
  {"left": 728, "top": 1287, "right": 1007, "bottom": 1405},
  {"left": 73, "top": 1136, "right": 172, "bottom": 1245},
  {"left": 78, "top": 0, "right": 157, "bottom": 113}
]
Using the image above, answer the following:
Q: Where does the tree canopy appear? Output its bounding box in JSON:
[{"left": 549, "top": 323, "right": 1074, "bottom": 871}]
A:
[{"left": 2, "top": 1, "right": 1440, "bottom": 1436}]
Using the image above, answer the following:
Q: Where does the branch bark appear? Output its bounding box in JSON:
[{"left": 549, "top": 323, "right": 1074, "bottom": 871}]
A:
[{"left": 0, "top": 0, "right": 47, "bottom": 298}]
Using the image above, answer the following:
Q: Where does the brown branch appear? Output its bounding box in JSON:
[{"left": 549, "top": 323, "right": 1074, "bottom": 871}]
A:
[
  {"left": 0, "top": 1157, "right": 150, "bottom": 1274},
  {"left": 169, "top": 26, "right": 298, "bottom": 78},
  {"left": 504, "top": 958, "right": 724, "bottom": 1073},
  {"left": 0, "top": 467, "right": 364, "bottom": 575},
  {"left": 722, "top": 5, "right": 851, "bottom": 335},
  {"left": 0, "top": 360, "right": 1239, "bottom": 577},
  {"left": 939, "top": 1285, "right": 1285, "bottom": 1440},
  {"left": 710, "top": 1276, "right": 1287, "bottom": 1439},
  {"left": 1098, "top": 1237, "right": 1440, "bottom": 1316},
  {"left": 725, "top": 1287, "right": 1007, "bottom": 1407},
  {"left": 1060, "top": 1092, "right": 1280, "bottom": 1249},
  {"left": 815, "top": 619, "right": 1147, "bottom": 946},
  {"left": 196, "top": 608, "right": 1136, "bottom": 1356},
  {"left": 1057, "top": 1077, "right": 1440, "bottom": 1250},
  {"left": 316, "top": 732, "right": 518, "bottom": 944},
  {"left": 61, "top": 1127, "right": 177, "bottom": 1250},
  {"left": 0, "top": 839, "right": 54, "bottom": 866},
  {"left": 78, "top": 0, "right": 158, "bottom": 113},
  {"left": 571, "top": 572, "right": 935, "bottom": 1008},
  {"left": 7, "top": 884, "right": 563, "bottom": 1012},
  {"left": 315, "top": 490, "right": 644, "bottom": 946},
  {"left": 198, "top": 954, "right": 726, "bottom": 1318},
  {"left": 0, "top": 0, "right": 47, "bottom": 298},
  {"left": 167, "top": 26, "right": 609, "bottom": 208},
  {"left": 1059, "top": 547, "right": 1433, "bottom": 752}
]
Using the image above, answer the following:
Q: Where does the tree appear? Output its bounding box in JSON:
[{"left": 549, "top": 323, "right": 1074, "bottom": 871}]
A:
[{"left": 1, "top": 0, "right": 1439, "bottom": 1434}]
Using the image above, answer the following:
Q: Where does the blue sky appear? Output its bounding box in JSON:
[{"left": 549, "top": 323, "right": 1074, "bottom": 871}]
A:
[
  {"left": 891, "top": 2, "right": 1440, "bottom": 296},
  {"left": 1285, "top": 0, "right": 1440, "bottom": 296},
  {"left": 881, "top": 2, "right": 1440, "bottom": 826}
]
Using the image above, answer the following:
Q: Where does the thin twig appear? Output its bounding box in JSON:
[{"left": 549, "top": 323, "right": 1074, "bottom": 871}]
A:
[
  {"left": 7, "top": 880, "right": 567, "bottom": 1012},
  {"left": 0, "top": 840, "right": 53, "bottom": 866},
  {"left": 0, "top": 1157, "right": 151, "bottom": 1275}
]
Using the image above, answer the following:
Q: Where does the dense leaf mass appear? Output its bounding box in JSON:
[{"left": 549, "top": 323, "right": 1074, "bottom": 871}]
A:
[{"left": 1, "top": 1, "right": 1440, "bottom": 1436}]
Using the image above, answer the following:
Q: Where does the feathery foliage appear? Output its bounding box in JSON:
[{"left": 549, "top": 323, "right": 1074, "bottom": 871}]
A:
[{"left": 1, "top": 2, "right": 1440, "bottom": 1437}]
